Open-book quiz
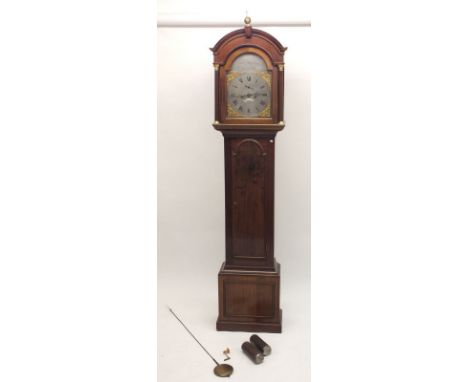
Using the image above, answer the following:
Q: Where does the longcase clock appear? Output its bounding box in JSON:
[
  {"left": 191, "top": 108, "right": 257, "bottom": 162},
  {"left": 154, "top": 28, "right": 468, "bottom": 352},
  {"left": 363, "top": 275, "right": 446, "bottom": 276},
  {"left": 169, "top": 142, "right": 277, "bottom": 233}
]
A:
[{"left": 211, "top": 17, "right": 286, "bottom": 333}]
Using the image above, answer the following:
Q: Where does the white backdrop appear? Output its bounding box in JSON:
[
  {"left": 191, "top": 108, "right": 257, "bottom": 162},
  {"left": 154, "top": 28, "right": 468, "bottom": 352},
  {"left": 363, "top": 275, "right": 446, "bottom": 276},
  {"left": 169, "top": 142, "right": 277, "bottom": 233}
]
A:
[{"left": 157, "top": 25, "right": 311, "bottom": 382}]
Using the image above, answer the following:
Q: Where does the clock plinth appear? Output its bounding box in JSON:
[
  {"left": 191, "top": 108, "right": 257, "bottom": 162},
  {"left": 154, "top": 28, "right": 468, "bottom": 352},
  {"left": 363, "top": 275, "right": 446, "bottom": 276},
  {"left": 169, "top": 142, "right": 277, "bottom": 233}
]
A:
[
  {"left": 211, "top": 22, "right": 286, "bottom": 333},
  {"left": 217, "top": 262, "right": 282, "bottom": 333}
]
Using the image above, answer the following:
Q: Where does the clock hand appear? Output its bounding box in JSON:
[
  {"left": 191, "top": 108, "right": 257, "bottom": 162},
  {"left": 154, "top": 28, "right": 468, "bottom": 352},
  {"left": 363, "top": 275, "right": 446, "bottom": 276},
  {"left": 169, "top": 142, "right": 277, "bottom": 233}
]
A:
[{"left": 240, "top": 93, "right": 254, "bottom": 99}]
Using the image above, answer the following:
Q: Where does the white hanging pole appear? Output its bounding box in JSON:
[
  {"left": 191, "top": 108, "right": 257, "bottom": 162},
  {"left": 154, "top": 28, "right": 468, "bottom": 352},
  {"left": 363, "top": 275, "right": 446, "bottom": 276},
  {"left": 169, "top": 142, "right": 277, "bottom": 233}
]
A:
[{"left": 157, "top": 13, "right": 311, "bottom": 28}]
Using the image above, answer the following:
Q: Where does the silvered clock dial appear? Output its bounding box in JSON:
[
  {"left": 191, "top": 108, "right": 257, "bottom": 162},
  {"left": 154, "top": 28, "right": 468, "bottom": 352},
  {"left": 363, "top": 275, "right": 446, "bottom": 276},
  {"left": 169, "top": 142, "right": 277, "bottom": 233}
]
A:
[{"left": 226, "top": 53, "right": 271, "bottom": 118}]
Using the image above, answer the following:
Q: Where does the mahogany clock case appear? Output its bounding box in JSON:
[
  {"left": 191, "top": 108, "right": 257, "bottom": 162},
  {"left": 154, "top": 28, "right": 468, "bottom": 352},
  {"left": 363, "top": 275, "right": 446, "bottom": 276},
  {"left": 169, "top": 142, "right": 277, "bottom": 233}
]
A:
[{"left": 212, "top": 24, "right": 286, "bottom": 333}]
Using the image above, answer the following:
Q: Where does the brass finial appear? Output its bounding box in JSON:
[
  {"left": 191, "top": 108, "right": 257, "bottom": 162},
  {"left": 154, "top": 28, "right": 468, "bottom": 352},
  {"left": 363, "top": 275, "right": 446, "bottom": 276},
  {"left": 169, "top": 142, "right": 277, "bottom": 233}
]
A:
[{"left": 244, "top": 16, "right": 251, "bottom": 26}]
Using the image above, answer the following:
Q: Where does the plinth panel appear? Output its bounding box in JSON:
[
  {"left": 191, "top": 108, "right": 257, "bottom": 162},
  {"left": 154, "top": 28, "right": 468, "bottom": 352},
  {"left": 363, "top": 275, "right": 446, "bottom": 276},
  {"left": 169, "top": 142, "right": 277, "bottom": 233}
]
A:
[{"left": 225, "top": 281, "right": 275, "bottom": 318}]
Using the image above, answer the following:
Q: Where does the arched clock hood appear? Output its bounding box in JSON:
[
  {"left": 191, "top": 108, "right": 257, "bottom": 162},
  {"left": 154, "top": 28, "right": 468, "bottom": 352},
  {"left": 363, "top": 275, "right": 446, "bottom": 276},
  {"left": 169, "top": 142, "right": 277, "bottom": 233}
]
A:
[
  {"left": 211, "top": 18, "right": 287, "bottom": 130},
  {"left": 210, "top": 26, "right": 287, "bottom": 66}
]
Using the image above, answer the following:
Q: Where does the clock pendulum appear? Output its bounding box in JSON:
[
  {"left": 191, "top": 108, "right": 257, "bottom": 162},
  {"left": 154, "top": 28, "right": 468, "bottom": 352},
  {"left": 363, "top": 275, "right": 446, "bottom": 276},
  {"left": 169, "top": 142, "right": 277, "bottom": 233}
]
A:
[
  {"left": 210, "top": 17, "right": 286, "bottom": 333},
  {"left": 168, "top": 308, "right": 234, "bottom": 377}
]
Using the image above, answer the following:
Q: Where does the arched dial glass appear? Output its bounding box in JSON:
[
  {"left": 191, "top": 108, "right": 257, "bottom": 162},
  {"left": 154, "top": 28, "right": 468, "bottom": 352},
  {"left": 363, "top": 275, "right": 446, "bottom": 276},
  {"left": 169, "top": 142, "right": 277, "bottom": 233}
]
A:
[{"left": 226, "top": 53, "right": 271, "bottom": 118}]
